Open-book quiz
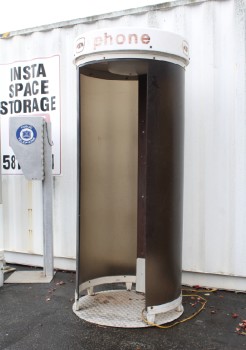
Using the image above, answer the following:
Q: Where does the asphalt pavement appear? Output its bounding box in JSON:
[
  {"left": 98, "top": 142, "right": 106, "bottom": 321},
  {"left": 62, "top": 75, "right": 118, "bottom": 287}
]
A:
[{"left": 1, "top": 265, "right": 246, "bottom": 350}]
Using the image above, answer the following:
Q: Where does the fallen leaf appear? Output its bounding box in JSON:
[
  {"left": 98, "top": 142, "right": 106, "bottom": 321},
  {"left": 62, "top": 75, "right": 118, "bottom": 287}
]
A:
[
  {"left": 193, "top": 285, "right": 201, "bottom": 289},
  {"left": 232, "top": 313, "right": 239, "bottom": 319},
  {"left": 56, "top": 281, "right": 66, "bottom": 286},
  {"left": 191, "top": 302, "right": 198, "bottom": 307},
  {"left": 235, "top": 319, "right": 246, "bottom": 335}
]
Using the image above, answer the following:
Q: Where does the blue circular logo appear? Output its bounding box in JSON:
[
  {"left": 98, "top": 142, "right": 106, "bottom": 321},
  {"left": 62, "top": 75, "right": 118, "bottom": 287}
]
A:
[{"left": 16, "top": 124, "right": 37, "bottom": 145}]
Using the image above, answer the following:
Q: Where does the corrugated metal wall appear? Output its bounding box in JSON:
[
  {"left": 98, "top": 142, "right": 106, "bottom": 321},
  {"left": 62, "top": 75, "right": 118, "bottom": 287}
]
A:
[
  {"left": 0, "top": 0, "right": 245, "bottom": 288},
  {"left": 182, "top": 0, "right": 246, "bottom": 278}
]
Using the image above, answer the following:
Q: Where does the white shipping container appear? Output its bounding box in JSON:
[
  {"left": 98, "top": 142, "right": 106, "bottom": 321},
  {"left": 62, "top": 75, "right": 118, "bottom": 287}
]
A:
[{"left": 0, "top": 0, "right": 246, "bottom": 290}]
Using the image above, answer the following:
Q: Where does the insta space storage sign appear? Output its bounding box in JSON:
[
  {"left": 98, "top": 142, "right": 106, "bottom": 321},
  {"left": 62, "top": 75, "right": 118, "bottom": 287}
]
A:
[{"left": 0, "top": 55, "right": 61, "bottom": 175}]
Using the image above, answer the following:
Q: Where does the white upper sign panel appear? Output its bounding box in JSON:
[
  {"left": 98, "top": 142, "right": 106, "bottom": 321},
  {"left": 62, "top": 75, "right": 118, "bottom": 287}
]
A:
[
  {"left": 74, "top": 27, "right": 190, "bottom": 68},
  {"left": 0, "top": 55, "right": 61, "bottom": 175}
]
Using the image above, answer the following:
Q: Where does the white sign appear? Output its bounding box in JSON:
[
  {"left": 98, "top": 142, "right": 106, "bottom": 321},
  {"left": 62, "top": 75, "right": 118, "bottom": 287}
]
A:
[
  {"left": 74, "top": 27, "right": 190, "bottom": 68},
  {"left": 0, "top": 55, "right": 61, "bottom": 175}
]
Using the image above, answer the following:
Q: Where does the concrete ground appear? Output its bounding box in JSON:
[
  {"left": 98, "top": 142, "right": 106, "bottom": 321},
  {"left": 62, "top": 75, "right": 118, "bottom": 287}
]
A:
[{"left": 0, "top": 265, "right": 246, "bottom": 350}]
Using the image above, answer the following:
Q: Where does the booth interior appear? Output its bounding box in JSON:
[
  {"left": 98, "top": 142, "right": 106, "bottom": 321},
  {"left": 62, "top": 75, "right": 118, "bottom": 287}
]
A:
[{"left": 75, "top": 57, "right": 185, "bottom": 326}]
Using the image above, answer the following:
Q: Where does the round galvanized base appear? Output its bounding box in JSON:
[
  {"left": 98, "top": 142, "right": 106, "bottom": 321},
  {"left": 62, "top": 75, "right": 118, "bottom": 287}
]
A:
[{"left": 73, "top": 290, "right": 183, "bottom": 328}]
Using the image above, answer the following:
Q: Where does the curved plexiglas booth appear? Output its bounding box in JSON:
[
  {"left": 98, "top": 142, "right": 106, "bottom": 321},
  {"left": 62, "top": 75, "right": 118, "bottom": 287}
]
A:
[{"left": 73, "top": 27, "right": 189, "bottom": 327}]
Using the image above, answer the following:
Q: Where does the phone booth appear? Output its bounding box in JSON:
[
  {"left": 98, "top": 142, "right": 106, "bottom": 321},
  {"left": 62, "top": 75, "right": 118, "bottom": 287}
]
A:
[{"left": 73, "top": 27, "right": 189, "bottom": 328}]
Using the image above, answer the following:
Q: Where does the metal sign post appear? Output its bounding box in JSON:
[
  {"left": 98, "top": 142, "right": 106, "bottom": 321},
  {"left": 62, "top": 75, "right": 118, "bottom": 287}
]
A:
[
  {"left": 42, "top": 121, "right": 54, "bottom": 278},
  {"left": 5, "top": 116, "right": 54, "bottom": 283}
]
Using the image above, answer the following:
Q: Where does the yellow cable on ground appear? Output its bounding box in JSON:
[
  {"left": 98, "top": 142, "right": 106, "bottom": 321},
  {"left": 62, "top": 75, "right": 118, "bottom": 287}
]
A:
[{"left": 182, "top": 287, "right": 217, "bottom": 293}]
